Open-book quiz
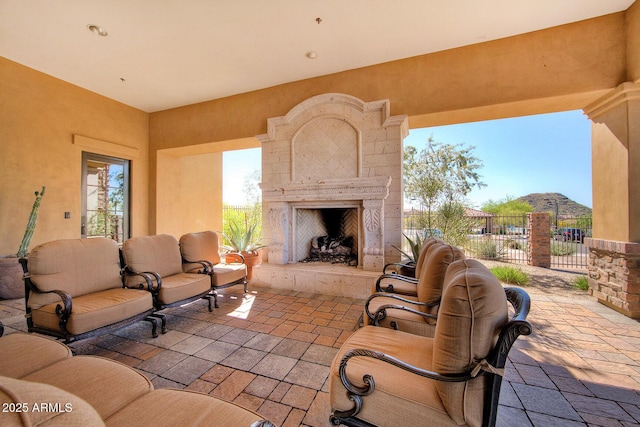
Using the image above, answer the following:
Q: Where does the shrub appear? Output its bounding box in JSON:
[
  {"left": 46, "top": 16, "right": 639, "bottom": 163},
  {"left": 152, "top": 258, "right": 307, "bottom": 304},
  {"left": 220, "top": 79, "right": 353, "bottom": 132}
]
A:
[
  {"left": 550, "top": 242, "right": 576, "bottom": 256},
  {"left": 574, "top": 275, "right": 589, "bottom": 291},
  {"left": 505, "top": 239, "right": 523, "bottom": 250},
  {"left": 490, "top": 266, "right": 530, "bottom": 286},
  {"left": 470, "top": 239, "right": 504, "bottom": 260}
]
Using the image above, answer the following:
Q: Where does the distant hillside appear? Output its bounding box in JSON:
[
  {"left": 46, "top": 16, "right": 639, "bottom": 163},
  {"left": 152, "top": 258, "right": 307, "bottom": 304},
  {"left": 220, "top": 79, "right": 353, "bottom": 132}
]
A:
[{"left": 516, "top": 193, "right": 592, "bottom": 217}]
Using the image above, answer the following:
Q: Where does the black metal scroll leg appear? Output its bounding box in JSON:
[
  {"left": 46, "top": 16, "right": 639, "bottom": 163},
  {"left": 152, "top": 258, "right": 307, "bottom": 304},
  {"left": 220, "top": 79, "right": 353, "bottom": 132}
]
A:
[
  {"left": 144, "top": 316, "right": 158, "bottom": 338},
  {"left": 149, "top": 313, "right": 167, "bottom": 334}
]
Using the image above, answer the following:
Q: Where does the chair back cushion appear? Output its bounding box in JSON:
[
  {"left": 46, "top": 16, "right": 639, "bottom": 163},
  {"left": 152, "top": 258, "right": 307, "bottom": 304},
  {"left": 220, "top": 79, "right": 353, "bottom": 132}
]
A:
[
  {"left": 416, "top": 243, "right": 464, "bottom": 306},
  {"left": 413, "top": 237, "right": 440, "bottom": 277},
  {"left": 432, "top": 258, "right": 508, "bottom": 426},
  {"left": 28, "top": 238, "right": 122, "bottom": 297},
  {"left": 179, "top": 231, "right": 221, "bottom": 270},
  {"left": 122, "top": 234, "right": 183, "bottom": 278}
]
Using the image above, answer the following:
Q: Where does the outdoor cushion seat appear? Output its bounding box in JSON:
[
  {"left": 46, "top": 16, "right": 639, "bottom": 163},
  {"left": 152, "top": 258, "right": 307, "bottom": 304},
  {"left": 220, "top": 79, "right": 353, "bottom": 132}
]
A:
[
  {"left": 23, "top": 238, "right": 155, "bottom": 342},
  {"left": 0, "top": 333, "right": 72, "bottom": 378},
  {"left": 180, "top": 231, "right": 248, "bottom": 308},
  {"left": 0, "top": 375, "right": 104, "bottom": 427},
  {"left": 23, "top": 355, "right": 153, "bottom": 420},
  {"left": 123, "top": 234, "right": 214, "bottom": 311},
  {"left": 364, "top": 243, "right": 464, "bottom": 337},
  {"left": 330, "top": 258, "right": 531, "bottom": 427},
  {"left": 373, "top": 237, "right": 442, "bottom": 296},
  {"left": 105, "top": 388, "right": 271, "bottom": 427}
]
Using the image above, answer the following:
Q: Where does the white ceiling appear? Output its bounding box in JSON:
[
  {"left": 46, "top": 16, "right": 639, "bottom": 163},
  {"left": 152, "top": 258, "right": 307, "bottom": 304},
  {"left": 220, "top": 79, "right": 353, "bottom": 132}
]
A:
[{"left": 0, "top": 0, "right": 634, "bottom": 112}]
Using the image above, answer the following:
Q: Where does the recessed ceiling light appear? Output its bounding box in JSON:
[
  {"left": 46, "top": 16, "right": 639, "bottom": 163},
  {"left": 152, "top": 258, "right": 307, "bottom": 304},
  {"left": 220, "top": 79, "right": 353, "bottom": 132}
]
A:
[
  {"left": 306, "top": 51, "right": 317, "bottom": 59},
  {"left": 87, "top": 24, "right": 108, "bottom": 37}
]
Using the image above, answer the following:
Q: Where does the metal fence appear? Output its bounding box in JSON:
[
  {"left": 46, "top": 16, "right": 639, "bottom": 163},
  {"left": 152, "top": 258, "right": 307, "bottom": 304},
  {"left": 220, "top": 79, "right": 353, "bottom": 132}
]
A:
[{"left": 403, "top": 212, "right": 592, "bottom": 271}]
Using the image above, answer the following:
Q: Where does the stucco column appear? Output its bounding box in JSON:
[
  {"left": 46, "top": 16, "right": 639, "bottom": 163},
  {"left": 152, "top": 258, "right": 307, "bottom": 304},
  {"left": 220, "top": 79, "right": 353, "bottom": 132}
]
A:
[
  {"left": 584, "top": 82, "right": 640, "bottom": 318},
  {"left": 527, "top": 212, "right": 550, "bottom": 268},
  {"left": 264, "top": 202, "right": 290, "bottom": 265}
]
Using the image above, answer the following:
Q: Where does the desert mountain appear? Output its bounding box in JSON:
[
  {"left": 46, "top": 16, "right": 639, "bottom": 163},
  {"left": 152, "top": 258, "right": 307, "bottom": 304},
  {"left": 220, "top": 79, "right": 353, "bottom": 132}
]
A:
[{"left": 516, "top": 193, "right": 592, "bottom": 217}]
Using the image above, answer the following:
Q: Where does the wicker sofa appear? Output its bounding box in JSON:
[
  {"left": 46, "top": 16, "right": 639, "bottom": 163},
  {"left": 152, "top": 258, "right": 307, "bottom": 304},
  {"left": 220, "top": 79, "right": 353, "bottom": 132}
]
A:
[{"left": 0, "top": 333, "right": 274, "bottom": 427}]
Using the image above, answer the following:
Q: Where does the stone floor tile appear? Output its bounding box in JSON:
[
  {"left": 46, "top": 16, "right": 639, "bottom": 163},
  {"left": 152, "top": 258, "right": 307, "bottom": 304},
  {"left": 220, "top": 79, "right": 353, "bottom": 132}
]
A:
[
  {"left": 220, "top": 328, "right": 258, "bottom": 345},
  {"left": 251, "top": 353, "right": 298, "bottom": 380},
  {"left": 221, "top": 347, "right": 267, "bottom": 371},
  {"left": 244, "top": 333, "right": 284, "bottom": 352},
  {"left": 271, "top": 338, "right": 312, "bottom": 358},
  {"left": 142, "top": 329, "right": 191, "bottom": 349},
  {"left": 194, "top": 340, "right": 240, "bottom": 362},
  {"left": 196, "top": 323, "right": 235, "bottom": 339},
  {"left": 527, "top": 411, "right": 586, "bottom": 427},
  {"left": 268, "top": 382, "right": 292, "bottom": 402},
  {"left": 281, "top": 385, "right": 317, "bottom": 410},
  {"left": 285, "top": 360, "right": 329, "bottom": 390},
  {"left": 282, "top": 408, "right": 307, "bottom": 427},
  {"left": 496, "top": 406, "right": 532, "bottom": 427},
  {"left": 301, "top": 344, "right": 339, "bottom": 366},
  {"left": 549, "top": 375, "right": 594, "bottom": 396},
  {"left": 161, "top": 355, "right": 215, "bottom": 385},
  {"left": 497, "top": 382, "right": 523, "bottom": 409},
  {"left": 513, "top": 363, "right": 557, "bottom": 389},
  {"left": 201, "top": 364, "right": 235, "bottom": 384},
  {"left": 169, "top": 335, "right": 215, "bottom": 355},
  {"left": 257, "top": 400, "right": 292, "bottom": 426},
  {"left": 303, "top": 391, "right": 333, "bottom": 427},
  {"left": 151, "top": 376, "right": 185, "bottom": 389},
  {"left": 244, "top": 375, "right": 280, "bottom": 399},
  {"left": 184, "top": 379, "right": 216, "bottom": 394},
  {"left": 563, "top": 391, "right": 637, "bottom": 422},
  {"left": 209, "top": 369, "right": 256, "bottom": 402},
  {"left": 135, "top": 349, "right": 188, "bottom": 375},
  {"left": 233, "top": 393, "right": 265, "bottom": 412},
  {"left": 512, "top": 383, "right": 582, "bottom": 421}
]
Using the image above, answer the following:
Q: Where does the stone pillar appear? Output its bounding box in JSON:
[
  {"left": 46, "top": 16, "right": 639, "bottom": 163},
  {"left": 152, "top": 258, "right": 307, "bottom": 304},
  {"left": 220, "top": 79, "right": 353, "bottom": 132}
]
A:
[
  {"left": 362, "top": 199, "right": 385, "bottom": 271},
  {"left": 527, "top": 212, "right": 550, "bottom": 268},
  {"left": 265, "top": 202, "right": 290, "bottom": 264},
  {"left": 585, "top": 239, "right": 640, "bottom": 319}
]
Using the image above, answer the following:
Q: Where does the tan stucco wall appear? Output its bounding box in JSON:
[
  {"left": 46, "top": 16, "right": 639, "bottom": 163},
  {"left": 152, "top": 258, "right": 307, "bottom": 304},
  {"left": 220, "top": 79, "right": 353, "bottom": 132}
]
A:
[
  {"left": 155, "top": 151, "right": 222, "bottom": 238},
  {"left": 627, "top": 1, "right": 640, "bottom": 82},
  {"left": 0, "top": 57, "right": 149, "bottom": 255}
]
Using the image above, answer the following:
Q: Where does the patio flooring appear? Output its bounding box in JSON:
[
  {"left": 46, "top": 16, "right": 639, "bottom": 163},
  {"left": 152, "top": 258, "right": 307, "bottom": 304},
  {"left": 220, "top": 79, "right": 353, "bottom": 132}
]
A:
[{"left": 1, "top": 275, "right": 640, "bottom": 426}]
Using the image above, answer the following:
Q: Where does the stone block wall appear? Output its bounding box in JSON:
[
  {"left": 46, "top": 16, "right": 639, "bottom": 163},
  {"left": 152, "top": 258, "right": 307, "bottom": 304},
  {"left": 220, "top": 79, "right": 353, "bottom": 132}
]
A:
[{"left": 586, "top": 238, "right": 640, "bottom": 319}]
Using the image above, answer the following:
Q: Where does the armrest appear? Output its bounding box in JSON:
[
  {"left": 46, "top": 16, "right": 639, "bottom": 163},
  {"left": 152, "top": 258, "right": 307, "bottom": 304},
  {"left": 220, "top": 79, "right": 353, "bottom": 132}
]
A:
[
  {"left": 24, "top": 275, "right": 73, "bottom": 322},
  {"left": 123, "top": 268, "right": 162, "bottom": 294},
  {"left": 374, "top": 273, "right": 418, "bottom": 293},
  {"left": 371, "top": 304, "right": 437, "bottom": 326},
  {"left": 182, "top": 258, "right": 214, "bottom": 274},
  {"left": 224, "top": 252, "right": 246, "bottom": 264},
  {"left": 382, "top": 261, "right": 415, "bottom": 275},
  {"left": 365, "top": 292, "right": 439, "bottom": 323},
  {"left": 332, "top": 347, "right": 477, "bottom": 420}
]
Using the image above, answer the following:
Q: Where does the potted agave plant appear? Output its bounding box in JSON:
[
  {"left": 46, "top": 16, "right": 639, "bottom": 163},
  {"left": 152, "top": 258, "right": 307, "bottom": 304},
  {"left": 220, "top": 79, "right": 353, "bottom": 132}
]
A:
[
  {"left": 391, "top": 231, "right": 430, "bottom": 278},
  {"left": 0, "top": 186, "right": 45, "bottom": 299},
  {"left": 221, "top": 216, "right": 265, "bottom": 281}
]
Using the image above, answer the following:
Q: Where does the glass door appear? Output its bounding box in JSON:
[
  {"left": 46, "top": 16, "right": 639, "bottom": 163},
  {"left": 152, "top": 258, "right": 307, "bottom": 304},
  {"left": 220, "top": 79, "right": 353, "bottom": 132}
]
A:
[{"left": 81, "top": 152, "right": 130, "bottom": 243}]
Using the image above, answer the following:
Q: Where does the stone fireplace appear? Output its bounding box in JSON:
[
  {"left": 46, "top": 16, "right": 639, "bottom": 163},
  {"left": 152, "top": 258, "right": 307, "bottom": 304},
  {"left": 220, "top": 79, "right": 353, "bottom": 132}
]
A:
[{"left": 258, "top": 93, "right": 408, "bottom": 272}]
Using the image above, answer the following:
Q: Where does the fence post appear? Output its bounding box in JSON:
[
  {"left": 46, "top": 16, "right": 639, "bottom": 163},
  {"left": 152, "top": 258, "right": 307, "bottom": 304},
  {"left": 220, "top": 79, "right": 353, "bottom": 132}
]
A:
[{"left": 527, "top": 212, "right": 550, "bottom": 268}]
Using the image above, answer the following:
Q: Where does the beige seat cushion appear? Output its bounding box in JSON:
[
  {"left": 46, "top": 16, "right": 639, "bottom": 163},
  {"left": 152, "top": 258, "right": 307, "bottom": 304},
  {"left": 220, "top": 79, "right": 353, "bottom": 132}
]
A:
[
  {"left": 0, "top": 375, "right": 104, "bottom": 427},
  {"left": 30, "top": 288, "right": 153, "bottom": 336},
  {"left": 157, "top": 273, "right": 211, "bottom": 305},
  {"left": 23, "top": 356, "right": 153, "bottom": 420},
  {"left": 330, "top": 326, "right": 454, "bottom": 427},
  {"left": 105, "top": 389, "right": 269, "bottom": 427},
  {"left": 27, "top": 238, "right": 123, "bottom": 304},
  {"left": 211, "top": 262, "right": 247, "bottom": 286},
  {"left": 0, "top": 334, "right": 72, "bottom": 379},
  {"left": 432, "top": 258, "right": 508, "bottom": 426},
  {"left": 122, "top": 234, "right": 184, "bottom": 287},
  {"left": 179, "top": 231, "right": 222, "bottom": 272}
]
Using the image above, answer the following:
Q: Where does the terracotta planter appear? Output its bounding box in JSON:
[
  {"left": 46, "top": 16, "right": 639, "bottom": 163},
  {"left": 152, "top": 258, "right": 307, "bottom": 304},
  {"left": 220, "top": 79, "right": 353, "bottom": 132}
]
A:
[
  {"left": 0, "top": 256, "right": 24, "bottom": 300},
  {"left": 241, "top": 250, "right": 262, "bottom": 281}
]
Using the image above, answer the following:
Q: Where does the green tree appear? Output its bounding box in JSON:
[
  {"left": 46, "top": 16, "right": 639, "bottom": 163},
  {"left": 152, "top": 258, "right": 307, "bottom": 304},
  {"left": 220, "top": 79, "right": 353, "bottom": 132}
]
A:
[
  {"left": 482, "top": 196, "right": 533, "bottom": 215},
  {"left": 404, "top": 137, "right": 485, "bottom": 245}
]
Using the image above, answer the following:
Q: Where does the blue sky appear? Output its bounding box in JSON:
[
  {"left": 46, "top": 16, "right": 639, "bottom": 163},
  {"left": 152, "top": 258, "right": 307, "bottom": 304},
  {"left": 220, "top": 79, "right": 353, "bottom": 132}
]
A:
[{"left": 223, "top": 110, "right": 592, "bottom": 208}]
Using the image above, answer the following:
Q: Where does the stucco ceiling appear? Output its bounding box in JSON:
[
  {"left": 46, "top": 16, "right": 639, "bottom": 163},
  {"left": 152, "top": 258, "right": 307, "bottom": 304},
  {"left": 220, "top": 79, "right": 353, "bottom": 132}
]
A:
[{"left": 0, "top": 0, "right": 634, "bottom": 112}]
